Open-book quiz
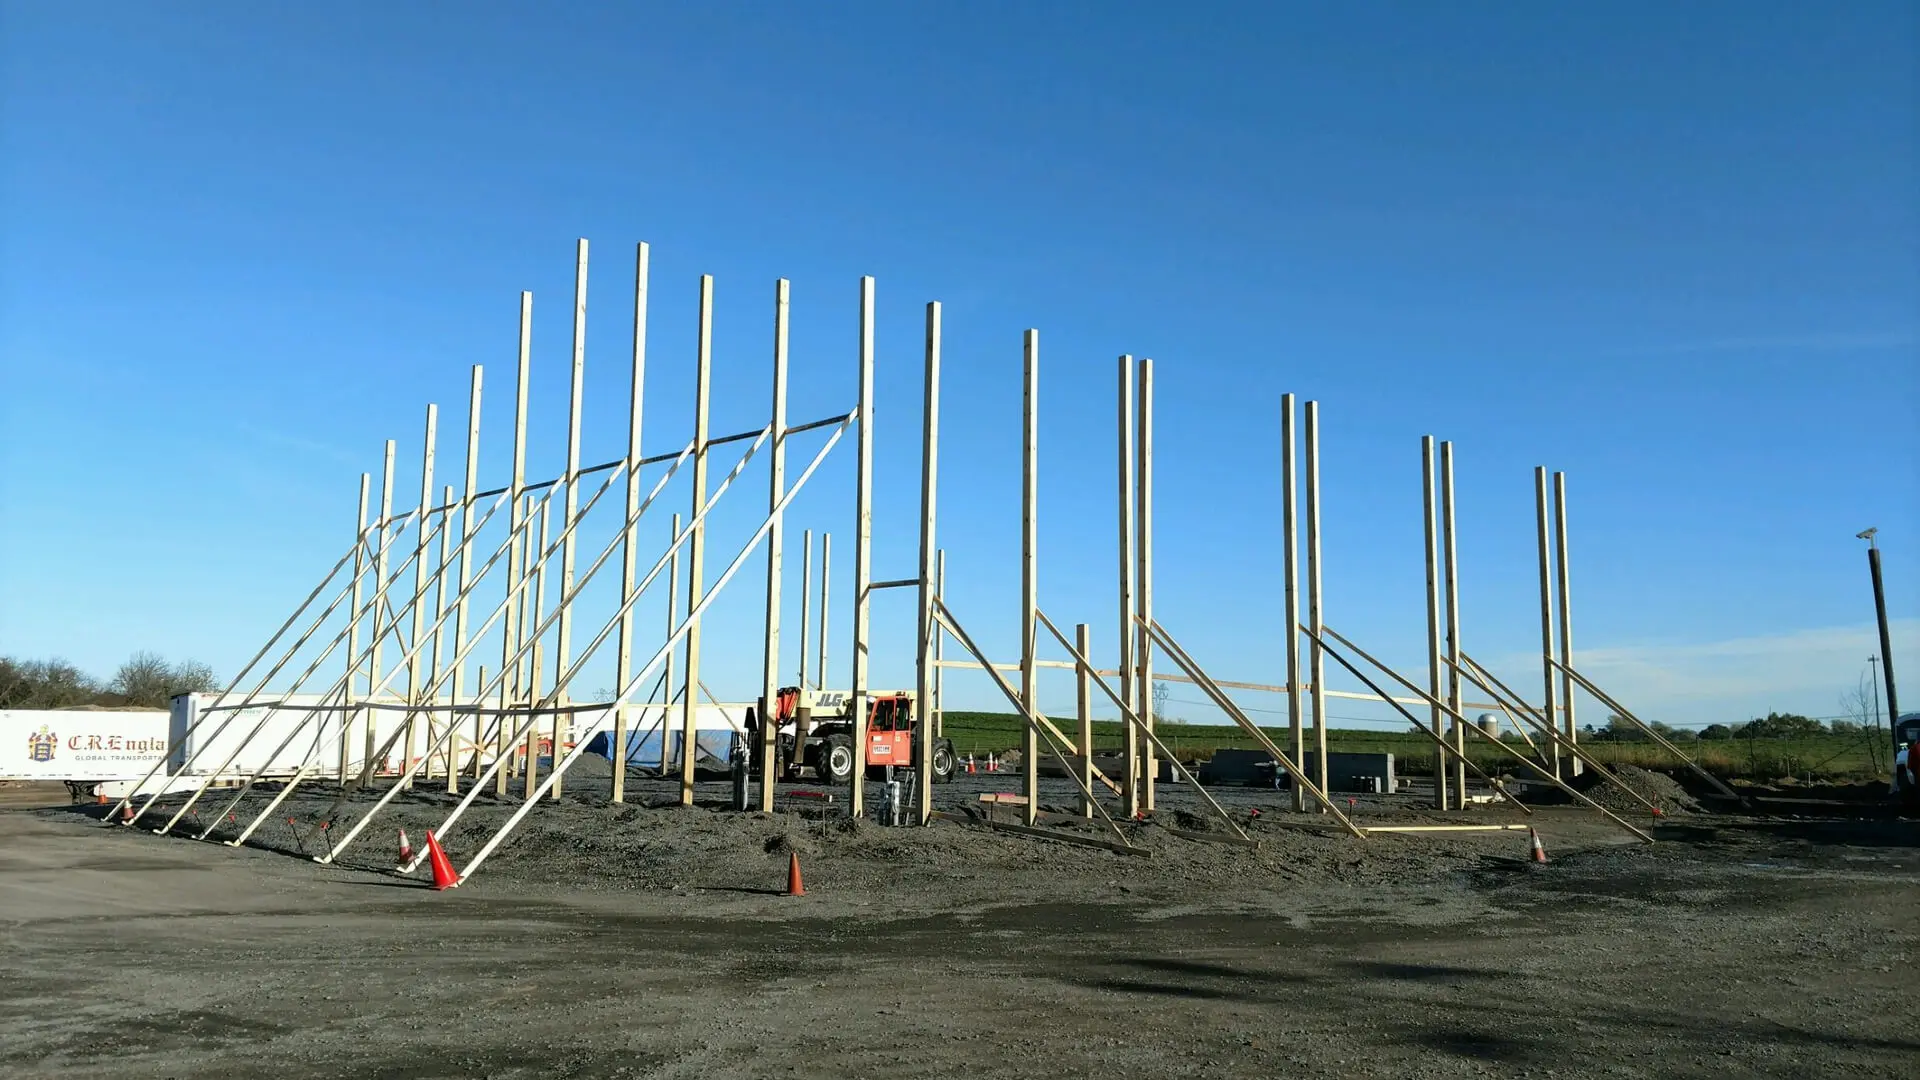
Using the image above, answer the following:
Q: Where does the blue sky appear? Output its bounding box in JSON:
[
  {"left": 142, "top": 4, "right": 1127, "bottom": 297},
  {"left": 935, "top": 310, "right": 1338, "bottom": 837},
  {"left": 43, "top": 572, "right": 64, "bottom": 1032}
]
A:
[{"left": 2, "top": 2, "right": 1915, "bottom": 731}]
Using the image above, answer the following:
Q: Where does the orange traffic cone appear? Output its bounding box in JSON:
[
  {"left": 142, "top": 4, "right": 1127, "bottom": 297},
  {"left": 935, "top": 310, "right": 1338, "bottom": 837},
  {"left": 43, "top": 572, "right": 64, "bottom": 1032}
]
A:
[
  {"left": 119, "top": 804, "right": 134, "bottom": 823},
  {"left": 966, "top": 755, "right": 976, "bottom": 775},
  {"left": 423, "top": 830, "right": 458, "bottom": 890},
  {"left": 786, "top": 851, "right": 806, "bottom": 897},
  {"left": 397, "top": 829, "right": 414, "bottom": 865},
  {"left": 97, "top": 792, "right": 107, "bottom": 805},
  {"left": 1529, "top": 827, "right": 1548, "bottom": 864}
]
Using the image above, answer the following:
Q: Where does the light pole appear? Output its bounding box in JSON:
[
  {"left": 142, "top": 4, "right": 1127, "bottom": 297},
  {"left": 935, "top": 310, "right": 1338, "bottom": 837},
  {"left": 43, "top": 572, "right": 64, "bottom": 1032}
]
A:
[
  {"left": 1857, "top": 528, "right": 1900, "bottom": 755},
  {"left": 1868, "top": 655, "right": 1882, "bottom": 731}
]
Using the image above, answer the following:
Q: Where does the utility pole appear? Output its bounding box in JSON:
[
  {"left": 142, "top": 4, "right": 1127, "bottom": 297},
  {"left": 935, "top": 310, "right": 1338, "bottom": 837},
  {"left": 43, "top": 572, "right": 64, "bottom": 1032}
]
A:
[{"left": 1857, "top": 528, "right": 1900, "bottom": 755}]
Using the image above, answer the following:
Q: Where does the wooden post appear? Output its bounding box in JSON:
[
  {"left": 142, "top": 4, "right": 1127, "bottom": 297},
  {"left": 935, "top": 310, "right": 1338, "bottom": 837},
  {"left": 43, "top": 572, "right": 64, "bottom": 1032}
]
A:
[
  {"left": 367, "top": 442, "right": 395, "bottom": 774},
  {"left": 496, "top": 293, "right": 531, "bottom": 797},
  {"left": 848, "top": 277, "right": 876, "bottom": 818},
  {"left": 1305, "top": 401, "right": 1328, "bottom": 810},
  {"left": 1282, "top": 394, "right": 1303, "bottom": 811},
  {"left": 1535, "top": 466, "right": 1560, "bottom": 777},
  {"left": 914, "top": 301, "right": 941, "bottom": 823},
  {"left": 453, "top": 366, "right": 483, "bottom": 788},
  {"left": 341, "top": 474, "right": 368, "bottom": 784},
  {"left": 797, "top": 529, "right": 812, "bottom": 689},
  {"left": 405, "top": 407, "right": 437, "bottom": 789},
  {"left": 525, "top": 496, "right": 550, "bottom": 799},
  {"left": 934, "top": 549, "right": 946, "bottom": 738},
  {"left": 612, "top": 242, "right": 648, "bottom": 804},
  {"left": 758, "top": 279, "right": 790, "bottom": 812},
  {"left": 433, "top": 483, "right": 453, "bottom": 784},
  {"left": 1116, "top": 356, "right": 1138, "bottom": 819},
  {"left": 1441, "top": 441, "right": 1465, "bottom": 803},
  {"left": 1135, "top": 358, "right": 1155, "bottom": 810},
  {"left": 664, "top": 512, "right": 680, "bottom": 772},
  {"left": 682, "top": 276, "right": 713, "bottom": 807},
  {"left": 552, "top": 238, "right": 588, "bottom": 801},
  {"left": 1554, "top": 471, "right": 1580, "bottom": 777},
  {"left": 1422, "top": 436, "right": 1447, "bottom": 809},
  {"left": 1020, "top": 329, "right": 1040, "bottom": 826},
  {"left": 817, "top": 532, "right": 831, "bottom": 690},
  {"left": 1077, "top": 623, "right": 1093, "bottom": 818}
]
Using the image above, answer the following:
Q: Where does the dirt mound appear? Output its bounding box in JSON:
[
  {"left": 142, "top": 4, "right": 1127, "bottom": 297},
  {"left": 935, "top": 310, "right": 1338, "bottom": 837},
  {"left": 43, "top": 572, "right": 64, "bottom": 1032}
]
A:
[{"left": 1584, "top": 765, "right": 1700, "bottom": 815}]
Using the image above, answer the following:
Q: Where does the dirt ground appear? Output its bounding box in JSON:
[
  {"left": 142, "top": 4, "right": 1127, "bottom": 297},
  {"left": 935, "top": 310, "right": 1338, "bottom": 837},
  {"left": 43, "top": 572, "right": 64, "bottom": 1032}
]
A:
[{"left": 2, "top": 773, "right": 1916, "bottom": 1079}]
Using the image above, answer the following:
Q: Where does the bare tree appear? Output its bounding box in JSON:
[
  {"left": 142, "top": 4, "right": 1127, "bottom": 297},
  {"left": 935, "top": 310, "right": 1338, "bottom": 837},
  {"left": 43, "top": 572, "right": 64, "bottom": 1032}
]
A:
[
  {"left": 1838, "top": 673, "right": 1885, "bottom": 774},
  {"left": 110, "top": 652, "right": 219, "bottom": 708},
  {"left": 0, "top": 657, "right": 103, "bottom": 708}
]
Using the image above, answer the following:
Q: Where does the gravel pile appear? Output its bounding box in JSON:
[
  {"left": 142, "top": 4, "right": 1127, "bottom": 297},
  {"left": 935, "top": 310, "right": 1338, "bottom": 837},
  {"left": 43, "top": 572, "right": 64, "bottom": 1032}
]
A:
[{"left": 1584, "top": 765, "right": 1701, "bottom": 815}]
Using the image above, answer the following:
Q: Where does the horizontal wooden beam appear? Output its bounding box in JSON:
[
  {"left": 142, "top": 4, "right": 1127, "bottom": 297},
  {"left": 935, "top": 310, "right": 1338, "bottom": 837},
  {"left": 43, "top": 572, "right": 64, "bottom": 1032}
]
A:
[{"left": 1358, "top": 824, "right": 1531, "bottom": 834}]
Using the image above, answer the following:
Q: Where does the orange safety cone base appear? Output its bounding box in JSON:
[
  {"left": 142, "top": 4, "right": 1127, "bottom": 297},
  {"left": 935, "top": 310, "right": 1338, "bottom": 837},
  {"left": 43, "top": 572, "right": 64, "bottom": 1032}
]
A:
[
  {"left": 786, "top": 851, "right": 806, "bottom": 896},
  {"left": 423, "top": 830, "right": 458, "bottom": 890}
]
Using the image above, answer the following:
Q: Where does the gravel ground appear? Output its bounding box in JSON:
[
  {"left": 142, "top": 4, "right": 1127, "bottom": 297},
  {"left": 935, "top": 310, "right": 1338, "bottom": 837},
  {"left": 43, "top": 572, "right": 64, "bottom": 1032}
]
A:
[{"left": 5, "top": 778, "right": 1916, "bottom": 1079}]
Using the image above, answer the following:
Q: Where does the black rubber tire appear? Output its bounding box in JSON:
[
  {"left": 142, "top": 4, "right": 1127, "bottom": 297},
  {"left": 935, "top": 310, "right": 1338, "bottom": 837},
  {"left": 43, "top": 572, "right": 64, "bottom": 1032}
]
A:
[
  {"left": 816, "top": 734, "right": 856, "bottom": 784},
  {"left": 931, "top": 739, "right": 957, "bottom": 783}
]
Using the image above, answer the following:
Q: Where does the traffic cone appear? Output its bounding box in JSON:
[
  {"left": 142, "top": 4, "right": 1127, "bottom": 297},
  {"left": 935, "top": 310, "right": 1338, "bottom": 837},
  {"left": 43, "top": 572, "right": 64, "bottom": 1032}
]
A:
[
  {"left": 97, "top": 792, "right": 107, "bottom": 805},
  {"left": 966, "top": 754, "right": 976, "bottom": 775},
  {"left": 423, "top": 830, "right": 458, "bottom": 890},
  {"left": 1528, "top": 827, "right": 1548, "bottom": 864},
  {"left": 119, "top": 804, "right": 134, "bottom": 823},
  {"left": 397, "top": 829, "right": 414, "bottom": 864},
  {"left": 785, "top": 851, "right": 805, "bottom": 897}
]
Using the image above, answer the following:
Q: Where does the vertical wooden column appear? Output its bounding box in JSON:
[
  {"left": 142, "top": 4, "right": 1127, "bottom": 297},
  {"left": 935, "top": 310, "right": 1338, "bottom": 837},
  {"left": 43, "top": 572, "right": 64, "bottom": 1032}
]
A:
[
  {"left": 681, "top": 276, "right": 714, "bottom": 807},
  {"left": 1441, "top": 441, "right": 1465, "bottom": 803},
  {"left": 406, "top": 405, "right": 437, "bottom": 789},
  {"left": 758, "top": 279, "right": 790, "bottom": 812},
  {"left": 1553, "top": 471, "right": 1580, "bottom": 776},
  {"left": 1076, "top": 623, "right": 1093, "bottom": 818},
  {"left": 934, "top": 549, "right": 946, "bottom": 738},
  {"left": 1282, "top": 394, "right": 1304, "bottom": 812},
  {"left": 524, "top": 497, "right": 551, "bottom": 799},
  {"left": 1534, "top": 466, "right": 1560, "bottom": 778},
  {"left": 496, "top": 293, "right": 531, "bottom": 797},
  {"left": 848, "top": 277, "right": 876, "bottom": 818},
  {"left": 817, "top": 533, "right": 831, "bottom": 690},
  {"left": 1135, "top": 358, "right": 1156, "bottom": 810},
  {"left": 432, "top": 483, "right": 453, "bottom": 781},
  {"left": 341, "top": 473, "right": 369, "bottom": 784},
  {"left": 453, "top": 366, "right": 482, "bottom": 788},
  {"left": 664, "top": 512, "right": 681, "bottom": 772},
  {"left": 368, "top": 440, "right": 395, "bottom": 771},
  {"left": 1020, "top": 329, "right": 1039, "bottom": 826},
  {"left": 914, "top": 301, "right": 941, "bottom": 823},
  {"left": 1304, "top": 401, "right": 1328, "bottom": 810},
  {"left": 1422, "top": 436, "right": 1447, "bottom": 809},
  {"left": 552, "top": 239, "right": 588, "bottom": 801},
  {"left": 797, "top": 529, "right": 812, "bottom": 689},
  {"left": 513, "top": 493, "right": 539, "bottom": 785},
  {"left": 1116, "top": 356, "right": 1138, "bottom": 819},
  {"left": 612, "top": 243, "right": 649, "bottom": 804}
]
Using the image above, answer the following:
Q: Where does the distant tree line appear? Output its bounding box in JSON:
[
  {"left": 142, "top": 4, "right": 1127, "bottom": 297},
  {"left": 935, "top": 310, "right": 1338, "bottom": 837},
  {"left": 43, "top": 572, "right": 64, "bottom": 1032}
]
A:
[
  {"left": 0, "top": 653, "right": 218, "bottom": 709},
  {"left": 1580, "top": 711, "right": 1872, "bottom": 742}
]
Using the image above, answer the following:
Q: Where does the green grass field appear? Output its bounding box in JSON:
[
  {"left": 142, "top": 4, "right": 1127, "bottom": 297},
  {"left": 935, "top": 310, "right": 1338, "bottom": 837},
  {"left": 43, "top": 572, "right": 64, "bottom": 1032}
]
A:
[{"left": 938, "top": 711, "right": 1894, "bottom": 782}]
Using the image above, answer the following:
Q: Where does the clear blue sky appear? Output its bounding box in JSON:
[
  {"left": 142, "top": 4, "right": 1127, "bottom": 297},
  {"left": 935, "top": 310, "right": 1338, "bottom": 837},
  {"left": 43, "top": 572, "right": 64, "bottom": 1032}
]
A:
[{"left": 3, "top": 2, "right": 1915, "bottom": 730}]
